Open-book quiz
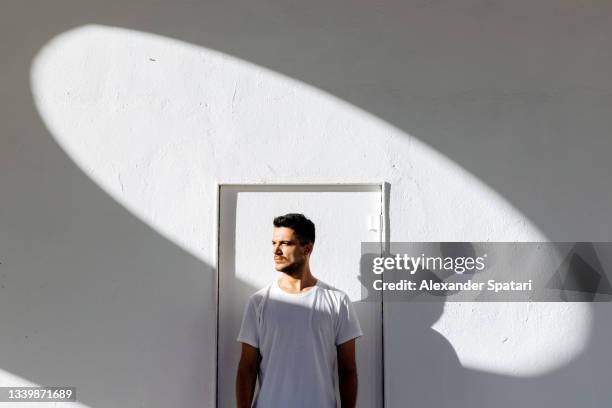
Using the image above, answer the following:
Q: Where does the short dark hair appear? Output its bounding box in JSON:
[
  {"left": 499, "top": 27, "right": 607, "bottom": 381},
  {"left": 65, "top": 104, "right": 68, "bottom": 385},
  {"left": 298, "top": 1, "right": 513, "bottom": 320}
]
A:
[{"left": 273, "top": 213, "right": 315, "bottom": 245}]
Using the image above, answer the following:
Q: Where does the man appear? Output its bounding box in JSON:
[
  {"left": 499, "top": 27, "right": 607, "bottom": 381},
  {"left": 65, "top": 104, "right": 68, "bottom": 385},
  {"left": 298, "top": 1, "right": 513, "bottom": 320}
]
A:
[{"left": 235, "top": 213, "right": 363, "bottom": 408}]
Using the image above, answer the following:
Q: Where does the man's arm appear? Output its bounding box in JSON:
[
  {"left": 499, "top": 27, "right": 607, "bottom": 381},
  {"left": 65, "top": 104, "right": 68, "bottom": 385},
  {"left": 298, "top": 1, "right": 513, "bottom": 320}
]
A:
[
  {"left": 337, "top": 338, "right": 358, "bottom": 408},
  {"left": 236, "top": 342, "right": 259, "bottom": 408}
]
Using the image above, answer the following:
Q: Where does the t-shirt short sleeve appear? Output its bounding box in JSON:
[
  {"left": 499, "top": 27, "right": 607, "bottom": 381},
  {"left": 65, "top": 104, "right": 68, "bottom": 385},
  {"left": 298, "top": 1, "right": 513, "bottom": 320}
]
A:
[
  {"left": 335, "top": 294, "right": 364, "bottom": 346},
  {"left": 237, "top": 297, "right": 259, "bottom": 348}
]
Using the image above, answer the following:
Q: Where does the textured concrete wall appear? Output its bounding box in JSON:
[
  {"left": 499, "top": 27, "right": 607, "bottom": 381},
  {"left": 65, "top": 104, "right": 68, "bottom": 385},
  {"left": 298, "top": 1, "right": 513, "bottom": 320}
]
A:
[{"left": 1, "top": 1, "right": 611, "bottom": 407}]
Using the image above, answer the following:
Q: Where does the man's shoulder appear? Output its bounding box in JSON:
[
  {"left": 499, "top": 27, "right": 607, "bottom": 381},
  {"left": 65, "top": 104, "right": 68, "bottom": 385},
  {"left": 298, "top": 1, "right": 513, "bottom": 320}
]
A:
[
  {"left": 316, "top": 279, "right": 351, "bottom": 302},
  {"left": 247, "top": 281, "right": 274, "bottom": 305}
]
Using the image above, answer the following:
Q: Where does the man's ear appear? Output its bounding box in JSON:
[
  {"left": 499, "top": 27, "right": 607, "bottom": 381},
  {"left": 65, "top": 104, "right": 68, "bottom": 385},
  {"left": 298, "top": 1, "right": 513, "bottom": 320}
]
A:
[{"left": 304, "top": 242, "right": 314, "bottom": 255}]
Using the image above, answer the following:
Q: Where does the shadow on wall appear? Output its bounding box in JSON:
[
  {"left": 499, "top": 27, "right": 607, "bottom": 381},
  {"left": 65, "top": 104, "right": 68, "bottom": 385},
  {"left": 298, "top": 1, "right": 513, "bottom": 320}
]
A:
[
  {"left": 5, "top": 0, "right": 612, "bottom": 241},
  {"left": 1, "top": 1, "right": 612, "bottom": 407}
]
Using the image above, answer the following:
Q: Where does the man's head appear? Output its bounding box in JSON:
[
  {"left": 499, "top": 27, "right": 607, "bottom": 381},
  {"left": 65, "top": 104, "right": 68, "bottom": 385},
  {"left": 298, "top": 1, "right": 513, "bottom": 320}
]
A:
[{"left": 272, "top": 213, "right": 315, "bottom": 275}]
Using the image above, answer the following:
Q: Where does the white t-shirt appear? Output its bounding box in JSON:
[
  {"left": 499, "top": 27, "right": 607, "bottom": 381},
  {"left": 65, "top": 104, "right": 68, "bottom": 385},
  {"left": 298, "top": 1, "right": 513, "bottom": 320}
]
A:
[{"left": 237, "top": 278, "right": 363, "bottom": 408}]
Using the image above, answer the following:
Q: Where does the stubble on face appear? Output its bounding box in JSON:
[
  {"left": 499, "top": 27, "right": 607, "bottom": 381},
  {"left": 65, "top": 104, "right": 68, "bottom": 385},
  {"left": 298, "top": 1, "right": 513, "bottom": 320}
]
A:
[
  {"left": 272, "top": 227, "right": 309, "bottom": 276},
  {"left": 276, "top": 255, "right": 305, "bottom": 275}
]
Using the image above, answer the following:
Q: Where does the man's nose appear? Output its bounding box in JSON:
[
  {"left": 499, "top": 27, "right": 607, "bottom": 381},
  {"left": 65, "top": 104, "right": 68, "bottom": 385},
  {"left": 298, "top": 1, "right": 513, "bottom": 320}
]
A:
[{"left": 273, "top": 244, "right": 282, "bottom": 254}]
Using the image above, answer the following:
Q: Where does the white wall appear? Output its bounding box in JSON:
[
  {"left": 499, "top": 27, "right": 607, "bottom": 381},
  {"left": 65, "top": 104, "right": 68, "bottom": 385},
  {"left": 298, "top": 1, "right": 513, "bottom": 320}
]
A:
[{"left": 1, "top": 1, "right": 611, "bottom": 407}]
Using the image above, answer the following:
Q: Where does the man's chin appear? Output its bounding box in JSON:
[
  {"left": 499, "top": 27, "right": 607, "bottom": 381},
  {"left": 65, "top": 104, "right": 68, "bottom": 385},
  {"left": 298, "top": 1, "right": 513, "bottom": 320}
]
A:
[{"left": 276, "top": 265, "right": 298, "bottom": 275}]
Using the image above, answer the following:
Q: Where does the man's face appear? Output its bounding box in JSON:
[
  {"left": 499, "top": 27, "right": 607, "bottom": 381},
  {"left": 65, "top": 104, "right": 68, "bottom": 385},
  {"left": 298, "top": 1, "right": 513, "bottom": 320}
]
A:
[{"left": 272, "top": 227, "right": 312, "bottom": 274}]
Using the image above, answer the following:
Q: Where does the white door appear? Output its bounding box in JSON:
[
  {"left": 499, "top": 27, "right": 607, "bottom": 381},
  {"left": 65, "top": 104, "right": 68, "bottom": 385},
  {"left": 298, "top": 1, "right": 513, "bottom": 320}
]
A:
[{"left": 217, "top": 184, "right": 384, "bottom": 407}]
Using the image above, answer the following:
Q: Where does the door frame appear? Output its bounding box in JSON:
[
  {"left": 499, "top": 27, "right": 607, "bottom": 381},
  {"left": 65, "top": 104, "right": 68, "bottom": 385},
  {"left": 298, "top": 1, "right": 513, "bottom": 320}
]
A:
[{"left": 213, "top": 182, "right": 389, "bottom": 407}]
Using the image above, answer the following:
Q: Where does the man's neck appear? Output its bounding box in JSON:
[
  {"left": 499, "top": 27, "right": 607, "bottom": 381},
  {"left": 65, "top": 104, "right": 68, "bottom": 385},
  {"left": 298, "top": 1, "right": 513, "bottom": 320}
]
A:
[{"left": 278, "top": 269, "right": 317, "bottom": 293}]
